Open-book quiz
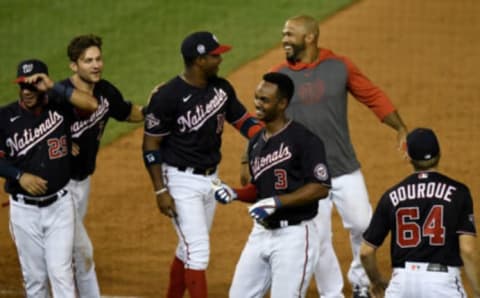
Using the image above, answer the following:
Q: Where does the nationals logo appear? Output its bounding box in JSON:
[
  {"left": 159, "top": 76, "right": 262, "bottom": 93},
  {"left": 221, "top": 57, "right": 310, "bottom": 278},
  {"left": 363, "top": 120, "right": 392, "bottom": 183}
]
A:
[
  {"left": 251, "top": 142, "right": 292, "bottom": 180},
  {"left": 6, "top": 110, "right": 64, "bottom": 156},
  {"left": 70, "top": 96, "right": 110, "bottom": 138},
  {"left": 177, "top": 88, "right": 227, "bottom": 132}
]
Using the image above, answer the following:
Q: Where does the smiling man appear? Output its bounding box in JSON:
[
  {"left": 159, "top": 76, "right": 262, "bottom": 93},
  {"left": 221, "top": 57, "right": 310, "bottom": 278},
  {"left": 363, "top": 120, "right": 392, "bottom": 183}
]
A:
[
  {"left": 143, "top": 31, "right": 262, "bottom": 298},
  {"left": 0, "top": 59, "right": 98, "bottom": 298},
  {"left": 61, "top": 34, "right": 145, "bottom": 298}
]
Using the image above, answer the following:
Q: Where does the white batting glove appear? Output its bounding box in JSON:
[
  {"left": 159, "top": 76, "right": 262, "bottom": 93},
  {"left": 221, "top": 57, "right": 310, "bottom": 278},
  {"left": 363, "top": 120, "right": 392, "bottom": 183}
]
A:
[
  {"left": 248, "top": 196, "right": 281, "bottom": 221},
  {"left": 211, "top": 178, "right": 237, "bottom": 204}
]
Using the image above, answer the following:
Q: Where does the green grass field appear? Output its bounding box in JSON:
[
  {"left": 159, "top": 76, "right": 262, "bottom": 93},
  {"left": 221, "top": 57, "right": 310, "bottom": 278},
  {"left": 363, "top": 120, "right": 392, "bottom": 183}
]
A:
[{"left": 0, "top": 0, "right": 353, "bottom": 144}]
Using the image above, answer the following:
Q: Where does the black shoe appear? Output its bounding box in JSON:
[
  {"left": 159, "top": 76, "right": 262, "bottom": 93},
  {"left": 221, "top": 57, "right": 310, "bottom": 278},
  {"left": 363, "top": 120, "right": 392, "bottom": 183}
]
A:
[{"left": 352, "top": 284, "right": 370, "bottom": 298}]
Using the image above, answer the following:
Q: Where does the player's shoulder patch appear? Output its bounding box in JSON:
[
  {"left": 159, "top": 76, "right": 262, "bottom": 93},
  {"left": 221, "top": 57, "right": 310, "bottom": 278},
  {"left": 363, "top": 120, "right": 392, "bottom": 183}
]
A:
[
  {"left": 145, "top": 113, "right": 160, "bottom": 130},
  {"left": 313, "top": 163, "right": 329, "bottom": 181}
]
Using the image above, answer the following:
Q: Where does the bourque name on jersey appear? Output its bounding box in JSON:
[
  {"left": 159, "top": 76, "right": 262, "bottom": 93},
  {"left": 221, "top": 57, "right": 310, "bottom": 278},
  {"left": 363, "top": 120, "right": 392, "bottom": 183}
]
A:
[
  {"left": 177, "top": 88, "right": 227, "bottom": 132},
  {"left": 70, "top": 96, "right": 110, "bottom": 138},
  {"left": 6, "top": 110, "right": 64, "bottom": 156},
  {"left": 251, "top": 142, "right": 292, "bottom": 180},
  {"left": 389, "top": 182, "right": 457, "bottom": 207}
]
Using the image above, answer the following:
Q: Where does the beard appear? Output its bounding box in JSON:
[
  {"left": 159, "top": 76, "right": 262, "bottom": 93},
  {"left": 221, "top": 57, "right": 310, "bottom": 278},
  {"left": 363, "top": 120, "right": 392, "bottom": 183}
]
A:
[{"left": 285, "top": 42, "right": 306, "bottom": 64}]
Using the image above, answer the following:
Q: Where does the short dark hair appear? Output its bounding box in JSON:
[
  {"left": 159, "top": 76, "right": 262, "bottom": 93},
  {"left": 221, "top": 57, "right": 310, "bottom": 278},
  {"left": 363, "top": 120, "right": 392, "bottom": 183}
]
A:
[
  {"left": 262, "top": 72, "right": 295, "bottom": 104},
  {"left": 67, "top": 34, "right": 102, "bottom": 62}
]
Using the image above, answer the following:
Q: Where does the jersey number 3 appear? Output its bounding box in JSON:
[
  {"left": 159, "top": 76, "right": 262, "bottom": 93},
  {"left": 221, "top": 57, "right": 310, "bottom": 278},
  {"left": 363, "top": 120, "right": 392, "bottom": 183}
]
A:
[{"left": 396, "top": 205, "right": 446, "bottom": 248}]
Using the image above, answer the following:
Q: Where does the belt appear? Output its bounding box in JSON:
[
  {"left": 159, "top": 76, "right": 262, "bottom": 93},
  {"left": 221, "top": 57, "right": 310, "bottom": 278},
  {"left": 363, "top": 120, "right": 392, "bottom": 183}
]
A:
[
  {"left": 11, "top": 189, "right": 68, "bottom": 208},
  {"left": 263, "top": 219, "right": 303, "bottom": 229},
  {"left": 176, "top": 165, "right": 217, "bottom": 176},
  {"left": 402, "top": 262, "right": 449, "bottom": 273}
]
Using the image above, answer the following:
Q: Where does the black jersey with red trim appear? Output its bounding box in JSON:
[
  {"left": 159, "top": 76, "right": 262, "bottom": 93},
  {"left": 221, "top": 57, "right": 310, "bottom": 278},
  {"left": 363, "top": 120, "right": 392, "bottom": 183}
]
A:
[
  {"left": 0, "top": 97, "right": 75, "bottom": 196},
  {"left": 247, "top": 120, "right": 331, "bottom": 224},
  {"left": 144, "top": 76, "right": 249, "bottom": 169},
  {"left": 63, "top": 79, "right": 132, "bottom": 180},
  {"left": 363, "top": 171, "right": 476, "bottom": 268}
]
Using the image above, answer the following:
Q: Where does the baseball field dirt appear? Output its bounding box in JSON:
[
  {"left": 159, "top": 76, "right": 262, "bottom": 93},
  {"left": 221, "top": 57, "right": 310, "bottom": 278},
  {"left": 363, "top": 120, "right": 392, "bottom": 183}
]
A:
[{"left": 1, "top": 0, "right": 479, "bottom": 297}]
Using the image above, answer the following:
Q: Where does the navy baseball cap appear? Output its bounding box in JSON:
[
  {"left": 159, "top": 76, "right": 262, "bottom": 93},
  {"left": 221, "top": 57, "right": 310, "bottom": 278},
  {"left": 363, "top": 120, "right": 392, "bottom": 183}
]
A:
[
  {"left": 181, "top": 31, "right": 231, "bottom": 59},
  {"left": 14, "top": 59, "right": 48, "bottom": 83},
  {"left": 407, "top": 128, "right": 440, "bottom": 161}
]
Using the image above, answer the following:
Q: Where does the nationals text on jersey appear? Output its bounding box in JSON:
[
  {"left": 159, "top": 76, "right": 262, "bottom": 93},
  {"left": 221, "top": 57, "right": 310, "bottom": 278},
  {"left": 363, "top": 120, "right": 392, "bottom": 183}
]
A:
[
  {"left": 6, "top": 110, "right": 64, "bottom": 156},
  {"left": 177, "top": 88, "right": 227, "bottom": 132},
  {"left": 70, "top": 96, "right": 110, "bottom": 138},
  {"left": 389, "top": 182, "right": 457, "bottom": 206},
  {"left": 251, "top": 142, "right": 292, "bottom": 179}
]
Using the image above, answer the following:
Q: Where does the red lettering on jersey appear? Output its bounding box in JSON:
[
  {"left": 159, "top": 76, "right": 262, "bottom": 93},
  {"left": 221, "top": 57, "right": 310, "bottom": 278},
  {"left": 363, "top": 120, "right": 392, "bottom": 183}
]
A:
[
  {"left": 298, "top": 78, "right": 325, "bottom": 105},
  {"left": 396, "top": 205, "right": 446, "bottom": 248},
  {"left": 47, "top": 136, "right": 68, "bottom": 160},
  {"left": 423, "top": 205, "right": 446, "bottom": 246},
  {"left": 274, "top": 169, "right": 287, "bottom": 190},
  {"left": 396, "top": 208, "right": 421, "bottom": 248}
]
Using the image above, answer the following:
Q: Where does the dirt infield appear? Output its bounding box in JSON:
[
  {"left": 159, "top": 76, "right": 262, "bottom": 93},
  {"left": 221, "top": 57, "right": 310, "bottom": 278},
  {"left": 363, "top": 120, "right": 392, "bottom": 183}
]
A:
[{"left": 1, "top": 0, "right": 479, "bottom": 297}]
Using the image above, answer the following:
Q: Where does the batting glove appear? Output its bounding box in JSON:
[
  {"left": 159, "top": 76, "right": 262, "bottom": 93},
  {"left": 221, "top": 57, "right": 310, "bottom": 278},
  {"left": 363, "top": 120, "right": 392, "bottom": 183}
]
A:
[
  {"left": 211, "top": 178, "right": 237, "bottom": 204},
  {"left": 248, "top": 196, "right": 281, "bottom": 221}
]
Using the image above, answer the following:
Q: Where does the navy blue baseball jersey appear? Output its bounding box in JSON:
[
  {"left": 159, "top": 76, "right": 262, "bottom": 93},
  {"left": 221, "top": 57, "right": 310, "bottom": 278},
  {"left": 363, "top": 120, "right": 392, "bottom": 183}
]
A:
[
  {"left": 144, "top": 76, "right": 249, "bottom": 169},
  {"left": 248, "top": 120, "right": 331, "bottom": 224},
  {"left": 363, "top": 171, "right": 476, "bottom": 268},
  {"left": 0, "top": 97, "right": 75, "bottom": 196},
  {"left": 64, "top": 79, "right": 132, "bottom": 180}
]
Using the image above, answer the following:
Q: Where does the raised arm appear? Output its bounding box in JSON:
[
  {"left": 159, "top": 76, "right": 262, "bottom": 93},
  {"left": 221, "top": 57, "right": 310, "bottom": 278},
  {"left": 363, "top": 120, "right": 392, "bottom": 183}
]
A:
[{"left": 21, "top": 73, "right": 98, "bottom": 111}]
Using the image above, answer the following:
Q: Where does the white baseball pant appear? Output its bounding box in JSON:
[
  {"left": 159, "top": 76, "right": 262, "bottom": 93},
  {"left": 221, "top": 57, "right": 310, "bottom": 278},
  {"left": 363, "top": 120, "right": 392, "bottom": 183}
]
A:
[
  {"left": 68, "top": 177, "right": 101, "bottom": 298},
  {"left": 313, "top": 169, "right": 372, "bottom": 296},
  {"left": 386, "top": 262, "right": 466, "bottom": 298},
  {"left": 9, "top": 189, "right": 75, "bottom": 298},
  {"left": 163, "top": 164, "right": 217, "bottom": 270},
  {"left": 229, "top": 220, "right": 320, "bottom": 298}
]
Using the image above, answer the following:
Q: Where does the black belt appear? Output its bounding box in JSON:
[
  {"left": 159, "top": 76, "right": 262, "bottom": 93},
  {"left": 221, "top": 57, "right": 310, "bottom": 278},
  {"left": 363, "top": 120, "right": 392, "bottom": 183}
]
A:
[
  {"left": 263, "top": 219, "right": 303, "bottom": 229},
  {"left": 176, "top": 166, "right": 217, "bottom": 176},
  {"left": 12, "top": 189, "right": 68, "bottom": 208}
]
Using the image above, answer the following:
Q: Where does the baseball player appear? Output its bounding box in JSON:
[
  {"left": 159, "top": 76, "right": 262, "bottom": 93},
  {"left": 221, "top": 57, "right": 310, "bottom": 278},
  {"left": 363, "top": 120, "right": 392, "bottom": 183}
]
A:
[
  {"left": 360, "top": 128, "right": 479, "bottom": 298},
  {"left": 63, "top": 34, "right": 145, "bottom": 297},
  {"left": 0, "top": 59, "right": 98, "bottom": 297},
  {"left": 213, "top": 72, "right": 331, "bottom": 297},
  {"left": 142, "top": 31, "right": 262, "bottom": 298},
  {"left": 240, "top": 15, "right": 409, "bottom": 298}
]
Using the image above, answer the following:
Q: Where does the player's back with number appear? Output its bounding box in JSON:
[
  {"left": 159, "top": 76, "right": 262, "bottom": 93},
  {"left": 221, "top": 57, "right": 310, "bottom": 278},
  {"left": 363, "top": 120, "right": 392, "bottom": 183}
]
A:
[
  {"left": 378, "top": 171, "right": 473, "bottom": 267},
  {"left": 361, "top": 128, "right": 478, "bottom": 298}
]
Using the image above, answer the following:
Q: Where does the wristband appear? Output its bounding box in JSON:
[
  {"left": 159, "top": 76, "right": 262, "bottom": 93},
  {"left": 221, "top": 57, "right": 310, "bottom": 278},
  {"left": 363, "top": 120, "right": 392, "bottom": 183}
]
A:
[
  {"left": 52, "top": 82, "right": 74, "bottom": 101},
  {"left": 155, "top": 187, "right": 168, "bottom": 195},
  {"left": 143, "top": 150, "right": 162, "bottom": 167},
  {"left": 0, "top": 159, "right": 23, "bottom": 181}
]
